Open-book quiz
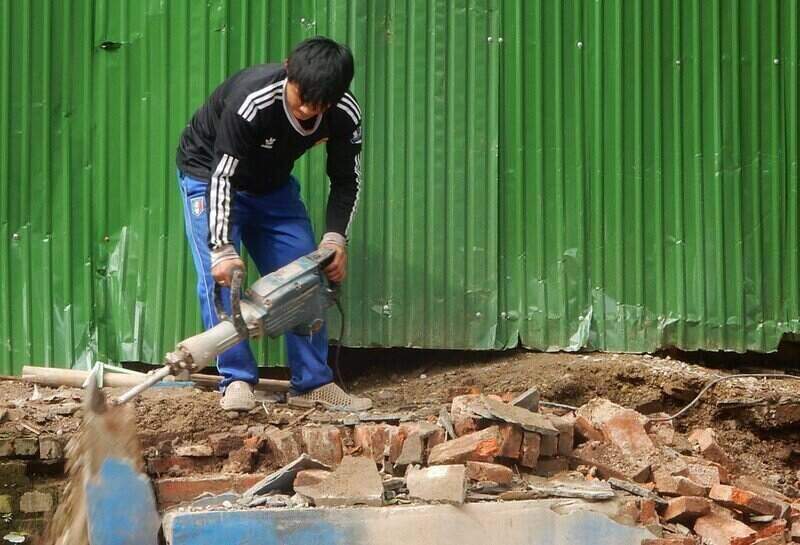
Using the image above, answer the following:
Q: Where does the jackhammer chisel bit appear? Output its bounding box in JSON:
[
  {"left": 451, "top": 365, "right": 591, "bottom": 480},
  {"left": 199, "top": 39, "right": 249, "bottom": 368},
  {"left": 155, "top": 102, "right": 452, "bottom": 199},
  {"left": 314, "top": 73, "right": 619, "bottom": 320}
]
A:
[{"left": 114, "top": 247, "right": 338, "bottom": 404}]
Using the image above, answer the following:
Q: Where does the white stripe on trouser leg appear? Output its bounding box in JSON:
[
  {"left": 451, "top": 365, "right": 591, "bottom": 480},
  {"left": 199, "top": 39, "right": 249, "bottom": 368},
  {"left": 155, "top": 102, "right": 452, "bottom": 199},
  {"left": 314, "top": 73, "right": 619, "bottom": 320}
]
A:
[{"left": 209, "top": 154, "right": 238, "bottom": 247}]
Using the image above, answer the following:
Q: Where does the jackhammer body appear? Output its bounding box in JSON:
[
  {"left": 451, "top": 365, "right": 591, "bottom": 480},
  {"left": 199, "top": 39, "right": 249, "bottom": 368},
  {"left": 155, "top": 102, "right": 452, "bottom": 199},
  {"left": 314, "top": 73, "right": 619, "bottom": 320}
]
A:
[{"left": 115, "top": 247, "right": 338, "bottom": 404}]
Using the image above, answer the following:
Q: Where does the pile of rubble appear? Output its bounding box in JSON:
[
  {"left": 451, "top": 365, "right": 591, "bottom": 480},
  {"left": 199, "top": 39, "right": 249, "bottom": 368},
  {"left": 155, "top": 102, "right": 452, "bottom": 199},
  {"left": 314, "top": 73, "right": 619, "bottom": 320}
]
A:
[{"left": 161, "top": 388, "right": 800, "bottom": 545}]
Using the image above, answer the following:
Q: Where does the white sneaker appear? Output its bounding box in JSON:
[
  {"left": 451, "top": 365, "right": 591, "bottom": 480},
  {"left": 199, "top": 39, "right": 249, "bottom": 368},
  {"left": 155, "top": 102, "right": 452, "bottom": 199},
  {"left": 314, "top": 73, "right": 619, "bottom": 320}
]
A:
[
  {"left": 220, "top": 381, "right": 256, "bottom": 411},
  {"left": 287, "top": 382, "right": 372, "bottom": 412}
]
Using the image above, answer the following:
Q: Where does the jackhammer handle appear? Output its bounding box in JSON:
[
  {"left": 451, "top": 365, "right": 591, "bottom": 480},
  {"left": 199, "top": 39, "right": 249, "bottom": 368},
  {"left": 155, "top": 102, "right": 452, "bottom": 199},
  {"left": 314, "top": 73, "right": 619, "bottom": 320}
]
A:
[{"left": 213, "top": 267, "right": 249, "bottom": 338}]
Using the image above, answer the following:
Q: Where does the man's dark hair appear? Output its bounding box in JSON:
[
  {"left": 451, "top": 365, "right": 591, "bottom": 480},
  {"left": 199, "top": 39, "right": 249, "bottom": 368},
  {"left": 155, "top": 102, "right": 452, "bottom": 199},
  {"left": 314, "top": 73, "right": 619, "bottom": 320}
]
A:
[{"left": 286, "top": 36, "right": 354, "bottom": 107}]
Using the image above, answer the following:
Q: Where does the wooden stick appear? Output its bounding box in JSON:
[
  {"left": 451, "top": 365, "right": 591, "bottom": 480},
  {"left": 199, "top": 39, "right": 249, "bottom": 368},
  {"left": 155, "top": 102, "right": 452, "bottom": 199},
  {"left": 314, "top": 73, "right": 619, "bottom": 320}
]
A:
[{"left": 20, "top": 366, "right": 290, "bottom": 392}]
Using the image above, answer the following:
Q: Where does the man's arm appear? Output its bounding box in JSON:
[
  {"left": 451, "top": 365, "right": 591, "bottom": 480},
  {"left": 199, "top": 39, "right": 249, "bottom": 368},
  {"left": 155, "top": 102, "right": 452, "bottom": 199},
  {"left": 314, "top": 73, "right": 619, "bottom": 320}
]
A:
[
  {"left": 323, "top": 94, "right": 363, "bottom": 282},
  {"left": 208, "top": 101, "right": 260, "bottom": 284}
]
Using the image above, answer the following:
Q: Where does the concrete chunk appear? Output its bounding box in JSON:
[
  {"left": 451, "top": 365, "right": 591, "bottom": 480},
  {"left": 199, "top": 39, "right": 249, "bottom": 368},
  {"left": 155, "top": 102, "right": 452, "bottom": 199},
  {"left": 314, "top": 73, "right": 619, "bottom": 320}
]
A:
[
  {"left": 655, "top": 471, "right": 708, "bottom": 497},
  {"left": 511, "top": 387, "right": 540, "bottom": 412},
  {"left": 174, "top": 444, "right": 213, "bottom": 457},
  {"left": 480, "top": 396, "right": 559, "bottom": 436},
  {"left": 428, "top": 426, "right": 503, "bottom": 465},
  {"left": 570, "top": 441, "right": 651, "bottom": 483},
  {"left": 395, "top": 432, "right": 425, "bottom": 466},
  {"left": 294, "top": 456, "right": 383, "bottom": 507},
  {"left": 20, "top": 490, "right": 53, "bottom": 513},
  {"left": 407, "top": 465, "right": 467, "bottom": 504}
]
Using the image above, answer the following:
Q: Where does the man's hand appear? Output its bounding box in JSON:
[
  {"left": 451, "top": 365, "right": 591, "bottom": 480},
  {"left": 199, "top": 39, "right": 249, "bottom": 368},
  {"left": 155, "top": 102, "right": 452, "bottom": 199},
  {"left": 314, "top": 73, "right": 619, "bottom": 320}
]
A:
[
  {"left": 212, "top": 257, "right": 246, "bottom": 286},
  {"left": 211, "top": 244, "right": 245, "bottom": 286},
  {"left": 319, "top": 241, "right": 347, "bottom": 283}
]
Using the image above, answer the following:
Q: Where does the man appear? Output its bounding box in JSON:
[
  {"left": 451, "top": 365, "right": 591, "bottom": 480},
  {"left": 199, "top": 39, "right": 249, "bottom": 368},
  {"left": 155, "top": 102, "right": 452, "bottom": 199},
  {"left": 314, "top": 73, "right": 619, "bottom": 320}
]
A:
[{"left": 176, "top": 36, "right": 372, "bottom": 412}]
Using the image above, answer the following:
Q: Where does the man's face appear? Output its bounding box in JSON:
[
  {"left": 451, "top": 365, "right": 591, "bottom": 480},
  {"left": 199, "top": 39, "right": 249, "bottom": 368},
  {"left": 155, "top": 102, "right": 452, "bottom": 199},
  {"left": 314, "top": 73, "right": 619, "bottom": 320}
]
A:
[{"left": 285, "top": 80, "right": 329, "bottom": 120}]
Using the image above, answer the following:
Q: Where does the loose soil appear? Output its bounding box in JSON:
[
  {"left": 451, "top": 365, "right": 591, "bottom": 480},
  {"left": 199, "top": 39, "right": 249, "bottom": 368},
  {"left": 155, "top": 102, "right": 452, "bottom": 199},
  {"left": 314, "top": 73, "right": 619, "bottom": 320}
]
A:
[{"left": 3, "top": 350, "right": 800, "bottom": 496}]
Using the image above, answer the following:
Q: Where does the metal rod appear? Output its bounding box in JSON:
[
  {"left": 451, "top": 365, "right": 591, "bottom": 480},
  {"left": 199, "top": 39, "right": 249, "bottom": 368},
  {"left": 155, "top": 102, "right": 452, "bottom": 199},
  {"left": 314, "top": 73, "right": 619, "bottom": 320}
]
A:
[{"left": 114, "top": 365, "right": 173, "bottom": 405}]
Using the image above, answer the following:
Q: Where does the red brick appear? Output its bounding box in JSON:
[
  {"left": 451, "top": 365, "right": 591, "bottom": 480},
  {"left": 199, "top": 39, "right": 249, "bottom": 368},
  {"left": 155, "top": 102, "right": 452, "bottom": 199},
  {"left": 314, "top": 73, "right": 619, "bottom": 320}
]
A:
[
  {"left": 465, "top": 461, "right": 513, "bottom": 485},
  {"left": 265, "top": 428, "right": 302, "bottom": 466},
  {"left": 155, "top": 473, "right": 267, "bottom": 508},
  {"left": 694, "top": 512, "right": 758, "bottom": 545},
  {"left": 243, "top": 435, "right": 264, "bottom": 451},
  {"left": 547, "top": 414, "right": 575, "bottom": 456},
  {"left": 293, "top": 469, "right": 331, "bottom": 488},
  {"left": 519, "top": 432, "right": 541, "bottom": 468},
  {"left": 208, "top": 431, "right": 245, "bottom": 456},
  {"left": 662, "top": 496, "right": 712, "bottom": 523},
  {"left": 641, "top": 538, "right": 697, "bottom": 545},
  {"left": 426, "top": 428, "right": 446, "bottom": 452},
  {"left": 710, "top": 485, "right": 788, "bottom": 519},
  {"left": 428, "top": 426, "right": 502, "bottom": 465},
  {"left": 301, "top": 425, "right": 343, "bottom": 467},
  {"left": 497, "top": 424, "right": 523, "bottom": 458},
  {"left": 353, "top": 424, "right": 391, "bottom": 462},
  {"left": 689, "top": 428, "right": 733, "bottom": 468},
  {"left": 639, "top": 499, "right": 659, "bottom": 525},
  {"left": 751, "top": 535, "right": 786, "bottom": 545},
  {"left": 753, "top": 519, "right": 787, "bottom": 539}
]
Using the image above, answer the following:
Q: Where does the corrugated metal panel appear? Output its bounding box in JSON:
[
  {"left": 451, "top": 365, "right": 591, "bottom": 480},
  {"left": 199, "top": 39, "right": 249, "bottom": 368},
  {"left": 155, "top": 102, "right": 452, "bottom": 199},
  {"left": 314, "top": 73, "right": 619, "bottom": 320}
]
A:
[
  {"left": 499, "top": 0, "right": 799, "bottom": 352},
  {"left": 0, "top": 0, "right": 501, "bottom": 375},
  {"left": 1, "top": 1, "right": 798, "bottom": 376}
]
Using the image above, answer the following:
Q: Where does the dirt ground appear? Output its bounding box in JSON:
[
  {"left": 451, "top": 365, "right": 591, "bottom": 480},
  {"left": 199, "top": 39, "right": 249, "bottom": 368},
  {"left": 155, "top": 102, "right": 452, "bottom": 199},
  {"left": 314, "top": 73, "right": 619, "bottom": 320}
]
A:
[{"left": 3, "top": 350, "right": 800, "bottom": 496}]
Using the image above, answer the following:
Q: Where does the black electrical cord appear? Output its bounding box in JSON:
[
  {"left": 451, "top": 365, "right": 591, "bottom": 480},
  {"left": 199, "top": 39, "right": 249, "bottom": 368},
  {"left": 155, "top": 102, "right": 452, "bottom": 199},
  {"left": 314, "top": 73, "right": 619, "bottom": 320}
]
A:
[{"left": 332, "top": 297, "right": 347, "bottom": 391}]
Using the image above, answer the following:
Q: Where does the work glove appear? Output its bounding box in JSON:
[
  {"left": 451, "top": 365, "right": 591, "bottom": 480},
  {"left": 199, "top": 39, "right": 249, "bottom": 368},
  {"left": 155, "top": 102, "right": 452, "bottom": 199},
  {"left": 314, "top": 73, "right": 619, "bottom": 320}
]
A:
[
  {"left": 319, "top": 232, "right": 347, "bottom": 283},
  {"left": 211, "top": 244, "right": 245, "bottom": 287}
]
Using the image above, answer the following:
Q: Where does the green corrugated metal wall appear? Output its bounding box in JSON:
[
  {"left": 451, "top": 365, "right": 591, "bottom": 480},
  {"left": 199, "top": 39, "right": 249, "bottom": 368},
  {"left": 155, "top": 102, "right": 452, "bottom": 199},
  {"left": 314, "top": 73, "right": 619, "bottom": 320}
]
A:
[{"left": 0, "top": 0, "right": 796, "bottom": 375}]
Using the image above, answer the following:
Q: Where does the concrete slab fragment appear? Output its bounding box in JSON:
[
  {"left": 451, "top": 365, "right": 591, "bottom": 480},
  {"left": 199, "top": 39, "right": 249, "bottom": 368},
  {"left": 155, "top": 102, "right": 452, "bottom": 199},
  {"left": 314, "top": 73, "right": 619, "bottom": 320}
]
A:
[{"left": 164, "top": 498, "right": 655, "bottom": 545}]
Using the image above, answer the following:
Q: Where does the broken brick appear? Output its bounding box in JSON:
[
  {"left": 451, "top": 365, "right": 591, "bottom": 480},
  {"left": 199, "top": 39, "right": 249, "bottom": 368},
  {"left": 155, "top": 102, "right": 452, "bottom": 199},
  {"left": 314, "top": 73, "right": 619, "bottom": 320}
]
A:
[
  {"left": 407, "top": 465, "right": 467, "bottom": 504},
  {"left": 753, "top": 519, "right": 787, "bottom": 539},
  {"left": 428, "top": 425, "right": 502, "bottom": 465},
  {"left": 519, "top": 432, "right": 541, "bottom": 468},
  {"left": 293, "top": 469, "right": 331, "bottom": 488},
  {"left": 654, "top": 470, "right": 709, "bottom": 497},
  {"left": 709, "top": 484, "right": 788, "bottom": 519},
  {"left": 790, "top": 521, "right": 800, "bottom": 542},
  {"left": 576, "top": 398, "right": 654, "bottom": 455},
  {"left": 641, "top": 539, "right": 697, "bottom": 545},
  {"left": 14, "top": 436, "right": 39, "bottom": 457},
  {"left": 243, "top": 435, "right": 264, "bottom": 451},
  {"left": 174, "top": 444, "right": 214, "bottom": 457},
  {"left": 426, "top": 428, "right": 446, "bottom": 452},
  {"left": 539, "top": 431, "right": 558, "bottom": 457},
  {"left": 694, "top": 512, "right": 758, "bottom": 545},
  {"left": 681, "top": 463, "right": 722, "bottom": 489},
  {"left": 689, "top": 428, "right": 733, "bottom": 469},
  {"left": 549, "top": 413, "right": 575, "bottom": 456},
  {"left": 20, "top": 490, "right": 53, "bottom": 513},
  {"left": 574, "top": 414, "right": 604, "bottom": 442},
  {"left": 639, "top": 499, "right": 659, "bottom": 525},
  {"left": 295, "top": 456, "right": 383, "bottom": 507},
  {"left": 353, "top": 424, "right": 391, "bottom": 463},
  {"left": 265, "top": 428, "right": 302, "bottom": 467},
  {"left": 0, "top": 434, "right": 13, "bottom": 457},
  {"left": 751, "top": 535, "right": 786, "bottom": 545},
  {"left": 39, "top": 436, "right": 63, "bottom": 460},
  {"left": 535, "top": 457, "right": 569, "bottom": 478},
  {"left": 451, "top": 395, "right": 483, "bottom": 436},
  {"left": 155, "top": 473, "right": 267, "bottom": 508},
  {"left": 224, "top": 447, "right": 257, "bottom": 473},
  {"left": 301, "top": 425, "right": 343, "bottom": 467},
  {"left": 661, "top": 496, "right": 712, "bottom": 523},
  {"left": 465, "top": 461, "right": 513, "bottom": 485},
  {"left": 570, "top": 441, "right": 651, "bottom": 483},
  {"left": 208, "top": 431, "right": 245, "bottom": 457},
  {"left": 497, "top": 424, "right": 523, "bottom": 458},
  {"left": 395, "top": 432, "right": 425, "bottom": 466}
]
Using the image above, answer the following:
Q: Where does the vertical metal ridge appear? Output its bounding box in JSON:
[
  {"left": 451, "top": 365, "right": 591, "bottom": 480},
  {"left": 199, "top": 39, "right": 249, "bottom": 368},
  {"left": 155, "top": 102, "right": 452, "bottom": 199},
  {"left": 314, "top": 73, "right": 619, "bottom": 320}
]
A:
[{"left": 0, "top": 0, "right": 11, "bottom": 368}]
